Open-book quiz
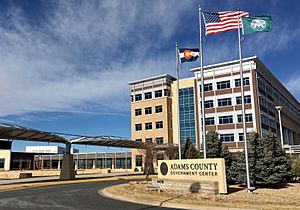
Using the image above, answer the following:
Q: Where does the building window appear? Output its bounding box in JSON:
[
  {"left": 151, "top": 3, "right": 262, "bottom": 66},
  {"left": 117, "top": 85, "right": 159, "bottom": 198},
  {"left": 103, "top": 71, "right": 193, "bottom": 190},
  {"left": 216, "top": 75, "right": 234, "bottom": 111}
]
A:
[
  {"left": 217, "top": 80, "right": 230, "bottom": 90},
  {"left": 131, "top": 95, "right": 133, "bottom": 102},
  {"left": 135, "top": 124, "right": 142, "bottom": 131},
  {"left": 220, "top": 134, "right": 234, "bottom": 142},
  {"left": 235, "top": 77, "right": 250, "bottom": 87},
  {"left": 179, "top": 87, "right": 196, "bottom": 145},
  {"left": 135, "top": 139, "right": 142, "bottom": 142},
  {"left": 261, "top": 114, "right": 269, "bottom": 126},
  {"left": 145, "top": 122, "right": 152, "bottom": 130},
  {"left": 145, "top": 138, "right": 152, "bottom": 143},
  {"left": 0, "top": 159, "right": 4, "bottom": 169},
  {"left": 155, "top": 105, "right": 163, "bottom": 113},
  {"left": 155, "top": 90, "right": 162, "bottom": 98},
  {"left": 156, "top": 121, "right": 163, "bottom": 129},
  {"left": 236, "top": 95, "right": 251, "bottom": 105},
  {"left": 239, "top": 133, "right": 250, "bottom": 141},
  {"left": 219, "top": 115, "right": 233, "bottom": 124},
  {"left": 136, "top": 155, "right": 142, "bottom": 167},
  {"left": 164, "top": 89, "right": 171, "bottom": 97},
  {"left": 218, "top": 98, "right": 232, "bottom": 107},
  {"left": 145, "top": 107, "right": 152, "bottom": 115},
  {"left": 156, "top": 137, "right": 163, "bottom": 145},
  {"left": 237, "top": 114, "right": 253, "bottom": 123},
  {"left": 135, "top": 94, "right": 142, "bottom": 101},
  {"left": 135, "top": 108, "right": 142, "bottom": 116},
  {"left": 144, "top": 92, "right": 152, "bottom": 100},
  {"left": 204, "top": 83, "right": 213, "bottom": 92},
  {"left": 204, "top": 100, "right": 214, "bottom": 108},
  {"left": 205, "top": 117, "right": 215, "bottom": 125}
]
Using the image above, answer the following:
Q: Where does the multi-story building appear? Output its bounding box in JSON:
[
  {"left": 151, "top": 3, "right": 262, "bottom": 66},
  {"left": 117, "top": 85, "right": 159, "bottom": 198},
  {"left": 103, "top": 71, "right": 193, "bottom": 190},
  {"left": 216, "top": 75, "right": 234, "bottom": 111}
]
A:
[{"left": 129, "top": 56, "right": 300, "bottom": 170}]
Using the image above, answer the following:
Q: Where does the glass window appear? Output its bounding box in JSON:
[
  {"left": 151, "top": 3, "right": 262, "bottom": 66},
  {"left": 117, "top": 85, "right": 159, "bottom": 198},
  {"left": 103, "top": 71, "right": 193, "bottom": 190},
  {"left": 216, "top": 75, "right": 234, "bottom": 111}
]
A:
[
  {"left": 156, "top": 137, "right": 163, "bottom": 145},
  {"left": 218, "top": 98, "right": 232, "bottom": 107},
  {"left": 135, "top": 139, "right": 142, "bottom": 142},
  {"left": 205, "top": 117, "right": 215, "bottom": 125},
  {"left": 135, "top": 124, "right": 142, "bottom": 131},
  {"left": 235, "top": 77, "right": 250, "bottom": 87},
  {"left": 145, "top": 138, "right": 152, "bottom": 143},
  {"left": 237, "top": 114, "right": 253, "bottom": 123},
  {"left": 131, "top": 95, "right": 133, "bottom": 102},
  {"left": 259, "top": 95, "right": 267, "bottom": 107},
  {"left": 155, "top": 90, "right": 162, "bottom": 98},
  {"left": 239, "top": 133, "right": 250, "bottom": 141},
  {"left": 145, "top": 122, "right": 152, "bottom": 130},
  {"left": 0, "top": 159, "right": 4, "bottom": 169},
  {"left": 179, "top": 87, "right": 196, "bottom": 145},
  {"left": 144, "top": 92, "right": 152, "bottom": 100},
  {"left": 164, "top": 89, "right": 171, "bottom": 97},
  {"left": 204, "top": 100, "right": 214, "bottom": 108},
  {"left": 135, "top": 94, "right": 142, "bottom": 101},
  {"left": 155, "top": 105, "right": 163, "bottom": 113},
  {"left": 220, "top": 134, "right": 234, "bottom": 142},
  {"left": 145, "top": 107, "right": 152, "bottom": 115},
  {"left": 236, "top": 95, "right": 251, "bottom": 105},
  {"left": 219, "top": 115, "right": 233, "bottom": 124},
  {"left": 217, "top": 80, "right": 230, "bottom": 90},
  {"left": 135, "top": 108, "right": 142, "bottom": 116},
  {"left": 156, "top": 121, "right": 163, "bottom": 129},
  {"left": 136, "top": 155, "right": 142, "bottom": 167},
  {"left": 204, "top": 83, "right": 213, "bottom": 92}
]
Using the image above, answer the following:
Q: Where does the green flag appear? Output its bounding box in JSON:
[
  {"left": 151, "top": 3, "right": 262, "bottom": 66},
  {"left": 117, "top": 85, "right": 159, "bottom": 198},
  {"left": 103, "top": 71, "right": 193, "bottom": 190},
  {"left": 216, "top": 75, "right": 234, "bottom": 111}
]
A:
[{"left": 242, "top": 16, "right": 272, "bottom": 35}]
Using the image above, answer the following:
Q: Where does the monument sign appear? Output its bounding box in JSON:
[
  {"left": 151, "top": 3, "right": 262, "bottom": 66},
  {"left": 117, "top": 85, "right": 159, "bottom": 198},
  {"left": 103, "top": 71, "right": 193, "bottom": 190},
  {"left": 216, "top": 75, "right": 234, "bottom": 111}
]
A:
[{"left": 158, "top": 158, "right": 227, "bottom": 194}]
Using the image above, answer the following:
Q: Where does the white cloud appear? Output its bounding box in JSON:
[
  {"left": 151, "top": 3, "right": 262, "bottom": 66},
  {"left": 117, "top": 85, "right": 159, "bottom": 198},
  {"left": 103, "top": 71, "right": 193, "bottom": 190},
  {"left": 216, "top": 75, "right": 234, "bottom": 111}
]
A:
[
  {"left": 0, "top": 1, "right": 189, "bottom": 117},
  {"left": 1, "top": 1, "right": 298, "bottom": 119},
  {"left": 285, "top": 74, "right": 300, "bottom": 99}
]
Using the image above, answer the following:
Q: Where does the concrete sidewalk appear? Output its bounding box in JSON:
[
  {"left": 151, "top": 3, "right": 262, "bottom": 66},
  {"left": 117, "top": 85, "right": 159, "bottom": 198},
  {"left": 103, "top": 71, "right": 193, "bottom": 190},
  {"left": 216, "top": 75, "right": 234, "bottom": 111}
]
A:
[{"left": 0, "top": 172, "right": 144, "bottom": 191}]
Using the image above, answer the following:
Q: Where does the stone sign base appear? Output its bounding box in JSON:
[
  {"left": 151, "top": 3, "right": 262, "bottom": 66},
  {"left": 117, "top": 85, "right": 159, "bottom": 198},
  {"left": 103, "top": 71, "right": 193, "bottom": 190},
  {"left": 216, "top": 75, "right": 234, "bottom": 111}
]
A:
[{"left": 152, "top": 179, "right": 219, "bottom": 194}]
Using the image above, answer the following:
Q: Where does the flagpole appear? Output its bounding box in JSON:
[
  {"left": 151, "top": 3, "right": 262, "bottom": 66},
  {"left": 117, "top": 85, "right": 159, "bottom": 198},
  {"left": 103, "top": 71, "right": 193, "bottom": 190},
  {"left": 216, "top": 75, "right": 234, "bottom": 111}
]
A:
[
  {"left": 237, "top": 12, "right": 251, "bottom": 192},
  {"left": 199, "top": 5, "right": 206, "bottom": 159},
  {"left": 176, "top": 42, "right": 182, "bottom": 160}
]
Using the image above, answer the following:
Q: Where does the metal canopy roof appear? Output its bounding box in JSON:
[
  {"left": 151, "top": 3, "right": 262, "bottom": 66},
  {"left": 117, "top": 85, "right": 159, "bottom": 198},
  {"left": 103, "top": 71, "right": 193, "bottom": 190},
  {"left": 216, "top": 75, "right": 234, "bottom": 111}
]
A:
[
  {"left": 70, "top": 136, "right": 148, "bottom": 149},
  {"left": 0, "top": 123, "right": 175, "bottom": 150},
  {"left": 0, "top": 123, "right": 149, "bottom": 149},
  {"left": 0, "top": 123, "right": 68, "bottom": 144}
]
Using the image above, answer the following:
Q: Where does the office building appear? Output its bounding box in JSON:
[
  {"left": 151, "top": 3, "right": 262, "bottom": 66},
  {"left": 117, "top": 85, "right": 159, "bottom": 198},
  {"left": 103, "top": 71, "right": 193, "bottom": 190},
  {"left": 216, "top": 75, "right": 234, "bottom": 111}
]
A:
[{"left": 129, "top": 56, "right": 300, "bottom": 170}]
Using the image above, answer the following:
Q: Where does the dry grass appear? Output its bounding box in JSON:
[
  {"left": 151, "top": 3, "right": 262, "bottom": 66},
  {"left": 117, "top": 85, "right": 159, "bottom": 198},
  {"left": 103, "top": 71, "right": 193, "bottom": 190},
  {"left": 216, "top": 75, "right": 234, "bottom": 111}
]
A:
[{"left": 106, "top": 181, "right": 300, "bottom": 210}]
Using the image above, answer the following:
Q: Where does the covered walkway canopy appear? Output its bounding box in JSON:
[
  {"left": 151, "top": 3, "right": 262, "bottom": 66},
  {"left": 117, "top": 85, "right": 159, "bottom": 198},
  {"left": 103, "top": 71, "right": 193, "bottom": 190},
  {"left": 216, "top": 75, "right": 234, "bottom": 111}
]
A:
[{"left": 0, "top": 123, "right": 148, "bottom": 149}]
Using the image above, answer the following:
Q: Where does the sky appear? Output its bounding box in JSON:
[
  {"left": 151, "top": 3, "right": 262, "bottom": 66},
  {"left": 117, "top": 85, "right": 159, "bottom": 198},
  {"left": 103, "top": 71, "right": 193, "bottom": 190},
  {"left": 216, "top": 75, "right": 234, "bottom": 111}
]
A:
[{"left": 0, "top": 0, "right": 299, "bottom": 153}]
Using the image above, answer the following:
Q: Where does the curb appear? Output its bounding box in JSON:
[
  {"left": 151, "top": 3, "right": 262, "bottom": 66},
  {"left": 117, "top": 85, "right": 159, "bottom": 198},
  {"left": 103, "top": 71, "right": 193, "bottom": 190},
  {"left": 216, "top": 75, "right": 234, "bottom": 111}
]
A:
[
  {"left": 0, "top": 175, "right": 152, "bottom": 192},
  {"left": 100, "top": 187, "right": 257, "bottom": 210}
]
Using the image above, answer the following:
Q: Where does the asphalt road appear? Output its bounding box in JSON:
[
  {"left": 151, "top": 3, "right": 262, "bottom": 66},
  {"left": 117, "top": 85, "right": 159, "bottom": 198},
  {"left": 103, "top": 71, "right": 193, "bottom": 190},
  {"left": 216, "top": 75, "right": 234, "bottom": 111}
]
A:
[{"left": 0, "top": 179, "right": 179, "bottom": 210}]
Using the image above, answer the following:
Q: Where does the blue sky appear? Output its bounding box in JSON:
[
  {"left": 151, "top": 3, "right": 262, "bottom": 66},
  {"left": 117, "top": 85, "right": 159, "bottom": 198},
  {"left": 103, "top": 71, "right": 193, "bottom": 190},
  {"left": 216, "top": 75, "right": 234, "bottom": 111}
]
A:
[{"left": 0, "top": 0, "right": 299, "bottom": 153}]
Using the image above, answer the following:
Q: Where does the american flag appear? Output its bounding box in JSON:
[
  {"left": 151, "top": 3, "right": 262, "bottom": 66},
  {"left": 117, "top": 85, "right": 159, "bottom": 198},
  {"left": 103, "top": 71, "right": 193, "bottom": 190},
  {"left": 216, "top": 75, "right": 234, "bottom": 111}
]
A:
[{"left": 202, "top": 11, "right": 249, "bottom": 36}]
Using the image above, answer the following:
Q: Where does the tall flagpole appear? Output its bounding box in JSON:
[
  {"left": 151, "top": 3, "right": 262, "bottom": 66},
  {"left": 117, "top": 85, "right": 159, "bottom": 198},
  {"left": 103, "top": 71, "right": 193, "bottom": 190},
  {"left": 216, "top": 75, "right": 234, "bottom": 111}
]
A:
[
  {"left": 237, "top": 12, "right": 251, "bottom": 192},
  {"left": 199, "top": 5, "right": 206, "bottom": 159},
  {"left": 176, "top": 42, "right": 182, "bottom": 160}
]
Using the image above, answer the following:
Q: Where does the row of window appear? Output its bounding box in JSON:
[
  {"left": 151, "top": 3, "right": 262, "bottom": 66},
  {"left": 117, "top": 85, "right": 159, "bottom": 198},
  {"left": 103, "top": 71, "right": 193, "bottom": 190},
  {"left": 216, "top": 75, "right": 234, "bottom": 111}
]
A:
[
  {"left": 135, "top": 105, "right": 162, "bottom": 116},
  {"left": 205, "top": 114, "right": 253, "bottom": 125},
  {"left": 135, "top": 137, "right": 164, "bottom": 144},
  {"left": 204, "top": 95, "right": 251, "bottom": 108},
  {"left": 132, "top": 89, "right": 171, "bottom": 102},
  {"left": 135, "top": 121, "right": 164, "bottom": 131},
  {"left": 201, "top": 77, "right": 250, "bottom": 92},
  {"left": 220, "top": 133, "right": 249, "bottom": 142}
]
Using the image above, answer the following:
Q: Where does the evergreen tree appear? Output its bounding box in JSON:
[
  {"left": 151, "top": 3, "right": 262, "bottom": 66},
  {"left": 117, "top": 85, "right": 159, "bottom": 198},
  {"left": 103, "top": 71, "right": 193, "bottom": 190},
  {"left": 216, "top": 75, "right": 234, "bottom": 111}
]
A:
[
  {"left": 181, "top": 137, "right": 200, "bottom": 159},
  {"left": 206, "top": 130, "right": 235, "bottom": 183},
  {"left": 206, "top": 131, "right": 222, "bottom": 158},
  {"left": 231, "top": 132, "right": 292, "bottom": 186}
]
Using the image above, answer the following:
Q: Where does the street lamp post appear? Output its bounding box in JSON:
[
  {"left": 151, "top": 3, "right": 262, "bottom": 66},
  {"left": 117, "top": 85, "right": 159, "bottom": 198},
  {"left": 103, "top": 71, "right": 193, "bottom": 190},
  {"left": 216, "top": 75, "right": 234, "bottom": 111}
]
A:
[{"left": 275, "top": 106, "right": 284, "bottom": 148}]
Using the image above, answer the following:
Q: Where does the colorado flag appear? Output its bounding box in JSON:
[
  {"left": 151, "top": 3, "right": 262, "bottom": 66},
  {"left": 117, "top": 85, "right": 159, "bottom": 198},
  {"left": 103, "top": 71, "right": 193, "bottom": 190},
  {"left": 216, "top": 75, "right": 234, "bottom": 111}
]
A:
[{"left": 179, "top": 48, "right": 200, "bottom": 63}]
